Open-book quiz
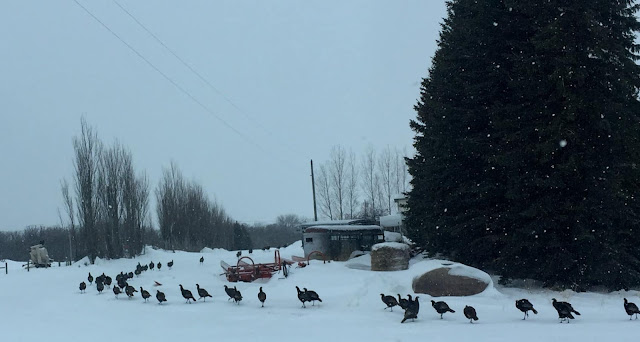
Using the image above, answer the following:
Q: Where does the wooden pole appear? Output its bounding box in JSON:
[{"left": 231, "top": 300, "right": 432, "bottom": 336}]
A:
[
  {"left": 311, "top": 160, "right": 318, "bottom": 221},
  {"left": 4, "top": 262, "right": 6, "bottom": 274}
]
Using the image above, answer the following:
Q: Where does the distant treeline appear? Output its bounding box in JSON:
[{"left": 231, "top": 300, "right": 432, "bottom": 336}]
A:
[{"left": 0, "top": 225, "right": 162, "bottom": 262}]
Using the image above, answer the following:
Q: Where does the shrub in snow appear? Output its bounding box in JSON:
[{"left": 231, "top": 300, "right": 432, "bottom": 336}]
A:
[{"left": 371, "top": 242, "right": 410, "bottom": 271}]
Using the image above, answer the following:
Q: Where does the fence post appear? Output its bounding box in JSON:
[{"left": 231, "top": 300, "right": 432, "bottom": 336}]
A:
[{"left": 4, "top": 262, "right": 6, "bottom": 274}]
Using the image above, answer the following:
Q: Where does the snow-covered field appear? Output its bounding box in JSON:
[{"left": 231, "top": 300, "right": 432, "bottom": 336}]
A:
[{"left": 1, "top": 242, "right": 638, "bottom": 342}]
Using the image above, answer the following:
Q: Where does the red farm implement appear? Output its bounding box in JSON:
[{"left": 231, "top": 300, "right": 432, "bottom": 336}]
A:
[{"left": 220, "top": 250, "right": 292, "bottom": 282}]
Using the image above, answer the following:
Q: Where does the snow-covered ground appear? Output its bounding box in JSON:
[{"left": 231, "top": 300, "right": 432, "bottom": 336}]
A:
[{"left": 1, "top": 242, "right": 638, "bottom": 342}]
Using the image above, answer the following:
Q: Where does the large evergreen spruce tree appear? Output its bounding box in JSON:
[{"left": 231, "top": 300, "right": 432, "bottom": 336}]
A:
[{"left": 407, "top": 0, "right": 640, "bottom": 289}]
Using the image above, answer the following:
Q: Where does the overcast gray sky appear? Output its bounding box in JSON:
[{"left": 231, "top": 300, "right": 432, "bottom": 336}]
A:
[{"left": 0, "top": 0, "right": 447, "bottom": 231}]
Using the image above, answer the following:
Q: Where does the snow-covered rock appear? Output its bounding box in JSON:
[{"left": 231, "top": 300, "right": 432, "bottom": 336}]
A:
[{"left": 412, "top": 262, "right": 491, "bottom": 296}]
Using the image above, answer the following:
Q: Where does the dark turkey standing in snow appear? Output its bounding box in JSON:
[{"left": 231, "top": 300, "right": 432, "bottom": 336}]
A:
[
  {"left": 167, "top": 260, "right": 173, "bottom": 269},
  {"left": 79, "top": 281, "right": 86, "bottom": 293},
  {"left": 224, "top": 285, "right": 237, "bottom": 301},
  {"left": 87, "top": 272, "right": 93, "bottom": 285},
  {"left": 464, "top": 305, "right": 478, "bottom": 323},
  {"left": 401, "top": 296, "right": 420, "bottom": 323},
  {"left": 303, "top": 288, "right": 322, "bottom": 306},
  {"left": 233, "top": 287, "right": 243, "bottom": 304},
  {"left": 624, "top": 298, "right": 640, "bottom": 320},
  {"left": 104, "top": 275, "right": 112, "bottom": 288},
  {"left": 140, "top": 287, "right": 151, "bottom": 302},
  {"left": 397, "top": 294, "right": 409, "bottom": 310},
  {"left": 296, "top": 286, "right": 308, "bottom": 308},
  {"left": 199, "top": 256, "right": 204, "bottom": 264},
  {"left": 156, "top": 290, "right": 167, "bottom": 304},
  {"left": 125, "top": 285, "right": 137, "bottom": 298},
  {"left": 552, "top": 298, "right": 580, "bottom": 323},
  {"left": 149, "top": 261, "right": 155, "bottom": 271},
  {"left": 157, "top": 262, "right": 162, "bottom": 270},
  {"left": 180, "top": 284, "right": 196, "bottom": 303},
  {"left": 96, "top": 280, "right": 104, "bottom": 293},
  {"left": 196, "top": 284, "right": 212, "bottom": 301},
  {"left": 431, "top": 300, "right": 455, "bottom": 319},
  {"left": 113, "top": 286, "right": 121, "bottom": 298},
  {"left": 258, "top": 287, "right": 267, "bottom": 307},
  {"left": 381, "top": 294, "right": 398, "bottom": 311},
  {"left": 516, "top": 299, "right": 538, "bottom": 320}
]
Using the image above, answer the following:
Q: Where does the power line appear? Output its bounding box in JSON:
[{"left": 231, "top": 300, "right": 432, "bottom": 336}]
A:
[
  {"left": 71, "top": 0, "right": 289, "bottom": 164},
  {"left": 111, "top": 0, "right": 306, "bottom": 157}
]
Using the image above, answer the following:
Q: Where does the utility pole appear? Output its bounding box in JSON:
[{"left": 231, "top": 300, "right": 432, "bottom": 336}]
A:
[{"left": 310, "top": 160, "right": 318, "bottom": 221}]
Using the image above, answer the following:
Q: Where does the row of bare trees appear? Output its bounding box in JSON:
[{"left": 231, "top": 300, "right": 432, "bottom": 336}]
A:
[
  {"left": 60, "top": 118, "right": 150, "bottom": 262},
  {"left": 315, "top": 145, "right": 410, "bottom": 220},
  {"left": 156, "top": 162, "right": 252, "bottom": 252}
]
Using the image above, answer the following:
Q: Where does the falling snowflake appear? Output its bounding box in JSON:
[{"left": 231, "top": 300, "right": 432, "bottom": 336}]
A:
[{"left": 559, "top": 140, "right": 567, "bottom": 147}]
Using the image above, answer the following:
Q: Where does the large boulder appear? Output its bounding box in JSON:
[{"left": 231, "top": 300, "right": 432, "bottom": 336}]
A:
[
  {"left": 371, "top": 242, "right": 410, "bottom": 271},
  {"left": 412, "top": 264, "right": 490, "bottom": 296}
]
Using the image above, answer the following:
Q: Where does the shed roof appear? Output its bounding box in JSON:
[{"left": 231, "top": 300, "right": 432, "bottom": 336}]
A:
[{"left": 303, "top": 225, "right": 383, "bottom": 233}]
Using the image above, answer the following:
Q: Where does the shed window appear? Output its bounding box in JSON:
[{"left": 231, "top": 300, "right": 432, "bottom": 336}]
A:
[
  {"left": 331, "top": 235, "right": 339, "bottom": 241},
  {"left": 305, "top": 237, "right": 313, "bottom": 243}
]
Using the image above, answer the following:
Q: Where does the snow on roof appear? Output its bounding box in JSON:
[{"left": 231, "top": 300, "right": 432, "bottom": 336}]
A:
[
  {"left": 299, "top": 219, "right": 375, "bottom": 227},
  {"left": 303, "top": 224, "right": 383, "bottom": 232},
  {"left": 372, "top": 242, "right": 409, "bottom": 251},
  {"left": 379, "top": 214, "right": 402, "bottom": 227}
]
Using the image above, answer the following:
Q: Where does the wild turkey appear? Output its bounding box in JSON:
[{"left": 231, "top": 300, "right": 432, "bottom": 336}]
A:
[
  {"left": 140, "top": 287, "right": 151, "bottom": 302},
  {"left": 96, "top": 274, "right": 105, "bottom": 284},
  {"left": 196, "top": 284, "right": 212, "bottom": 302},
  {"left": 401, "top": 296, "right": 420, "bottom": 323},
  {"left": 431, "top": 300, "right": 455, "bottom": 319},
  {"left": 125, "top": 285, "right": 138, "bottom": 299},
  {"left": 113, "top": 286, "right": 121, "bottom": 298},
  {"left": 624, "top": 298, "right": 640, "bottom": 320},
  {"left": 87, "top": 272, "right": 93, "bottom": 285},
  {"left": 167, "top": 260, "right": 173, "bottom": 269},
  {"left": 79, "top": 281, "right": 86, "bottom": 293},
  {"left": 157, "top": 262, "right": 162, "bottom": 271},
  {"left": 199, "top": 256, "right": 204, "bottom": 264},
  {"left": 303, "top": 288, "right": 322, "bottom": 306},
  {"left": 179, "top": 284, "right": 196, "bottom": 303},
  {"left": 258, "top": 287, "right": 266, "bottom": 307},
  {"left": 224, "top": 285, "right": 237, "bottom": 301},
  {"left": 104, "top": 276, "right": 112, "bottom": 288},
  {"left": 397, "top": 294, "right": 409, "bottom": 310},
  {"left": 233, "top": 286, "right": 243, "bottom": 304},
  {"left": 96, "top": 280, "right": 104, "bottom": 294},
  {"left": 408, "top": 295, "right": 420, "bottom": 312},
  {"left": 156, "top": 290, "right": 167, "bottom": 304},
  {"left": 296, "top": 286, "right": 308, "bottom": 308},
  {"left": 118, "top": 278, "right": 128, "bottom": 290},
  {"left": 381, "top": 294, "right": 398, "bottom": 311},
  {"left": 149, "top": 262, "right": 155, "bottom": 271},
  {"left": 464, "top": 305, "right": 478, "bottom": 323},
  {"left": 134, "top": 269, "right": 141, "bottom": 277},
  {"left": 552, "top": 298, "right": 580, "bottom": 323},
  {"left": 515, "top": 299, "right": 538, "bottom": 320}
]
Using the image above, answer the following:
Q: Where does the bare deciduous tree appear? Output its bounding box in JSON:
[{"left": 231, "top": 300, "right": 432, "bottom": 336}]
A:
[
  {"left": 378, "top": 146, "right": 394, "bottom": 215},
  {"left": 315, "top": 164, "right": 334, "bottom": 219},
  {"left": 345, "top": 150, "right": 359, "bottom": 219},
  {"left": 73, "top": 117, "right": 101, "bottom": 263},
  {"left": 329, "top": 146, "right": 347, "bottom": 219},
  {"left": 360, "top": 145, "right": 383, "bottom": 219}
]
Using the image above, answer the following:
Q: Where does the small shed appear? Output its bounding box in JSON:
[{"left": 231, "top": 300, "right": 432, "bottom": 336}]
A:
[{"left": 302, "top": 224, "right": 385, "bottom": 261}]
